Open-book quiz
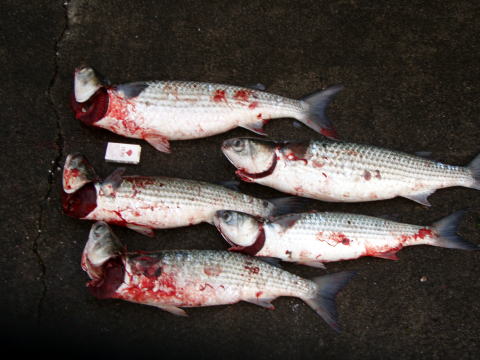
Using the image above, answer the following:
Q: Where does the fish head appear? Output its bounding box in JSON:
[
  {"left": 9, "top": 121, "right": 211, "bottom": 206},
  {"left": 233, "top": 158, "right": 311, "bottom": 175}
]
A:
[
  {"left": 71, "top": 65, "right": 109, "bottom": 125},
  {"left": 81, "top": 221, "right": 124, "bottom": 281},
  {"left": 63, "top": 153, "right": 99, "bottom": 194},
  {"left": 222, "top": 137, "right": 277, "bottom": 175},
  {"left": 74, "top": 65, "right": 103, "bottom": 102},
  {"left": 62, "top": 154, "right": 99, "bottom": 218},
  {"left": 214, "top": 210, "right": 262, "bottom": 247}
]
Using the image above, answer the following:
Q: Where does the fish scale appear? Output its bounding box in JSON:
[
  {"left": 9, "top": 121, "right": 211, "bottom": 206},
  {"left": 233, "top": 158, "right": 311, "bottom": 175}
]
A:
[
  {"left": 214, "top": 210, "right": 478, "bottom": 268},
  {"left": 222, "top": 138, "right": 479, "bottom": 205},
  {"left": 83, "top": 222, "right": 356, "bottom": 331},
  {"left": 72, "top": 66, "right": 343, "bottom": 152},
  {"left": 139, "top": 81, "right": 301, "bottom": 111},
  {"left": 113, "top": 177, "right": 267, "bottom": 211},
  {"left": 62, "top": 154, "right": 304, "bottom": 235},
  {"left": 307, "top": 141, "right": 468, "bottom": 182}
]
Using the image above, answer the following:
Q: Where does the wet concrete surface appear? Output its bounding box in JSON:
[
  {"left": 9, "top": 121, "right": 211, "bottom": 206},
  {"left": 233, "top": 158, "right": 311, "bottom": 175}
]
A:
[{"left": 1, "top": 0, "right": 479, "bottom": 358}]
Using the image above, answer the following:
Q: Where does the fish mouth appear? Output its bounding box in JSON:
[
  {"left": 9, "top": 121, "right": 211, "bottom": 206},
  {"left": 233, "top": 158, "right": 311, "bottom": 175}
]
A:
[{"left": 213, "top": 214, "right": 236, "bottom": 247}]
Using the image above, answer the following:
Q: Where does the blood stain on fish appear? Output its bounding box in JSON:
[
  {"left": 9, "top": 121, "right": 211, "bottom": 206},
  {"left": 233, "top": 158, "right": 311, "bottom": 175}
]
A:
[
  {"left": 248, "top": 101, "right": 259, "bottom": 109},
  {"left": 233, "top": 90, "right": 252, "bottom": 103},
  {"left": 212, "top": 90, "right": 227, "bottom": 103},
  {"left": 244, "top": 265, "right": 260, "bottom": 274}
]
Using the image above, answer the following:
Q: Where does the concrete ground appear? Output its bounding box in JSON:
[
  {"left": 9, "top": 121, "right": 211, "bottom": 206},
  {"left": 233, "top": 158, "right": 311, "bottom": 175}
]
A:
[{"left": 1, "top": 0, "right": 479, "bottom": 358}]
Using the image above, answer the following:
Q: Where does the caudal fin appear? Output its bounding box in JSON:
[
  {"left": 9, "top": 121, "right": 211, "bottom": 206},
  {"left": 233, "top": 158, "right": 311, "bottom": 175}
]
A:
[
  {"left": 300, "top": 84, "right": 344, "bottom": 139},
  {"left": 431, "top": 211, "right": 479, "bottom": 250},
  {"left": 303, "top": 271, "right": 356, "bottom": 332},
  {"left": 268, "top": 196, "right": 310, "bottom": 217},
  {"left": 468, "top": 153, "right": 480, "bottom": 190}
]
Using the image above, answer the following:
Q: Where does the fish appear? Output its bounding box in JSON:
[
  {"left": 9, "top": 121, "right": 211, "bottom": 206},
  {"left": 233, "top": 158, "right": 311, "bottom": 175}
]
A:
[
  {"left": 71, "top": 66, "right": 344, "bottom": 153},
  {"left": 62, "top": 153, "right": 304, "bottom": 236},
  {"left": 213, "top": 210, "right": 478, "bottom": 268},
  {"left": 82, "top": 221, "right": 356, "bottom": 331},
  {"left": 221, "top": 138, "right": 480, "bottom": 206}
]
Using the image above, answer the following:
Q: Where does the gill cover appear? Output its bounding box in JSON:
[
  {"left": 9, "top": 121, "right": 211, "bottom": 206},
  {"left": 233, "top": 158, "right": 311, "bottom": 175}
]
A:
[{"left": 222, "top": 138, "right": 278, "bottom": 180}]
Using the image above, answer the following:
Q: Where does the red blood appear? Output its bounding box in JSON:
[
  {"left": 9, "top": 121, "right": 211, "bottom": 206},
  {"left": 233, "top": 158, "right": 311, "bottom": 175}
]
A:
[
  {"left": 212, "top": 89, "right": 227, "bottom": 103},
  {"left": 414, "top": 228, "right": 434, "bottom": 240},
  {"left": 229, "top": 223, "right": 266, "bottom": 256},
  {"left": 61, "top": 183, "right": 97, "bottom": 218},
  {"left": 256, "top": 113, "right": 262, "bottom": 119},
  {"left": 286, "top": 152, "right": 308, "bottom": 165},
  {"left": 364, "top": 170, "right": 372, "bottom": 181},
  {"left": 256, "top": 291, "right": 263, "bottom": 298},
  {"left": 236, "top": 150, "right": 278, "bottom": 182},
  {"left": 88, "top": 257, "right": 125, "bottom": 299},
  {"left": 63, "top": 168, "right": 80, "bottom": 191},
  {"left": 244, "top": 265, "right": 260, "bottom": 274},
  {"left": 126, "top": 150, "right": 133, "bottom": 156},
  {"left": 312, "top": 160, "right": 324, "bottom": 168},
  {"left": 322, "top": 172, "right": 328, "bottom": 178},
  {"left": 319, "top": 127, "right": 338, "bottom": 139},
  {"left": 199, "top": 283, "right": 214, "bottom": 291},
  {"left": 71, "top": 88, "right": 109, "bottom": 125},
  {"left": 233, "top": 90, "right": 252, "bottom": 103},
  {"left": 248, "top": 101, "right": 259, "bottom": 109}
]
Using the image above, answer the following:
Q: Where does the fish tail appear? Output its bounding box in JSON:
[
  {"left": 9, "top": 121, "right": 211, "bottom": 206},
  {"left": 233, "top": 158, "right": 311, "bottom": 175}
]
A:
[
  {"left": 268, "top": 196, "right": 310, "bottom": 217},
  {"left": 468, "top": 153, "right": 480, "bottom": 190},
  {"left": 431, "top": 210, "right": 479, "bottom": 250},
  {"left": 303, "top": 271, "right": 356, "bottom": 332},
  {"left": 299, "top": 84, "right": 344, "bottom": 139}
]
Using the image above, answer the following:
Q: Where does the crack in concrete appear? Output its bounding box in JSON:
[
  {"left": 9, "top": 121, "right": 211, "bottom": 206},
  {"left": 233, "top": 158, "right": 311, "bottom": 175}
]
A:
[{"left": 33, "top": 0, "right": 69, "bottom": 323}]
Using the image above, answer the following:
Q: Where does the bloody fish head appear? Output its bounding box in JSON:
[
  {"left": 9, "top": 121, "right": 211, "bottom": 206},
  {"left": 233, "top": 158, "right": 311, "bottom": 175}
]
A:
[
  {"left": 221, "top": 138, "right": 277, "bottom": 177},
  {"left": 82, "top": 222, "right": 125, "bottom": 299},
  {"left": 63, "top": 153, "right": 99, "bottom": 194},
  {"left": 62, "top": 153, "right": 99, "bottom": 218},
  {"left": 213, "top": 210, "right": 262, "bottom": 248},
  {"left": 71, "top": 65, "right": 109, "bottom": 125}
]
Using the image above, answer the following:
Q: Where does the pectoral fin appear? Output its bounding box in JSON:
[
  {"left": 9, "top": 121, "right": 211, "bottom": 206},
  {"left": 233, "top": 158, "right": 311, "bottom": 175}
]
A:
[
  {"left": 144, "top": 135, "right": 171, "bottom": 153},
  {"left": 100, "top": 168, "right": 125, "bottom": 196}
]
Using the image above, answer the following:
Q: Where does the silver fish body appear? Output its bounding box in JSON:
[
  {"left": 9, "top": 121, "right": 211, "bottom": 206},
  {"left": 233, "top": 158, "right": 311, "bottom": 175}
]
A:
[
  {"left": 214, "top": 211, "right": 478, "bottom": 268},
  {"left": 222, "top": 138, "right": 480, "bottom": 206},
  {"left": 83, "top": 222, "right": 355, "bottom": 331},
  {"left": 62, "top": 154, "right": 298, "bottom": 236},
  {"left": 71, "top": 66, "right": 343, "bottom": 152}
]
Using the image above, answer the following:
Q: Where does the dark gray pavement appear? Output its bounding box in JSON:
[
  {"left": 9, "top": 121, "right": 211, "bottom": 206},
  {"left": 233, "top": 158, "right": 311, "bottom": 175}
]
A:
[{"left": 1, "top": 1, "right": 479, "bottom": 358}]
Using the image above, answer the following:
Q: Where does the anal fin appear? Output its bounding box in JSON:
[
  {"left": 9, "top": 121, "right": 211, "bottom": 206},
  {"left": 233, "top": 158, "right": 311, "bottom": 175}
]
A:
[
  {"left": 296, "top": 260, "right": 326, "bottom": 269},
  {"left": 245, "top": 298, "right": 276, "bottom": 310},
  {"left": 144, "top": 135, "right": 171, "bottom": 153},
  {"left": 241, "top": 120, "right": 267, "bottom": 136},
  {"left": 156, "top": 305, "right": 188, "bottom": 316},
  {"left": 136, "top": 300, "right": 188, "bottom": 316},
  {"left": 126, "top": 224, "right": 155, "bottom": 237},
  {"left": 402, "top": 189, "right": 435, "bottom": 207},
  {"left": 372, "top": 250, "right": 399, "bottom": 261}
]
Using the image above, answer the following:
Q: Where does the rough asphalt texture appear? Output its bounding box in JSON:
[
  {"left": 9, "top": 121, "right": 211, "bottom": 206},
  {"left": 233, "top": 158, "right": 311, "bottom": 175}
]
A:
[{"left": 1, "top": 0, "right": 479, "bottom": 358}]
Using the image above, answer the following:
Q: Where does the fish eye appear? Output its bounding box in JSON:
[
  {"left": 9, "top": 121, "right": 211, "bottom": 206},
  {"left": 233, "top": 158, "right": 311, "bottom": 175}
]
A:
[
  {"left": 222, "top": 212, "right": 233, "bottom": 223},
  {"left": 232, "top": 139, "right": 245, "bottom": 152}
]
